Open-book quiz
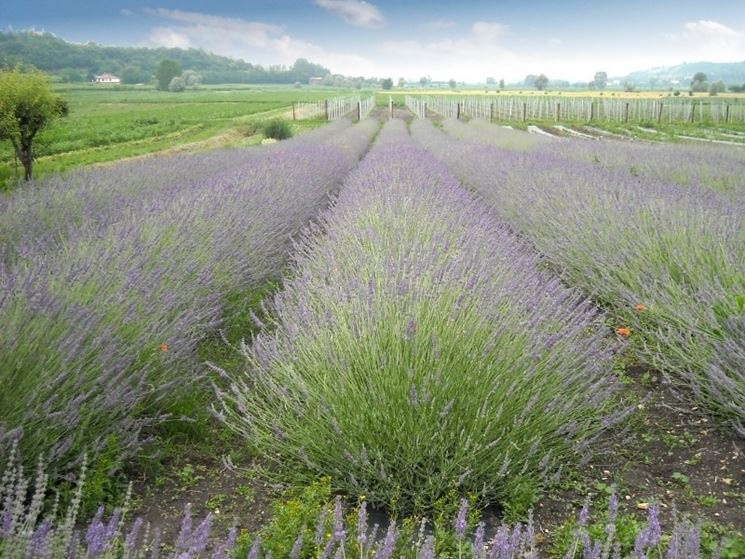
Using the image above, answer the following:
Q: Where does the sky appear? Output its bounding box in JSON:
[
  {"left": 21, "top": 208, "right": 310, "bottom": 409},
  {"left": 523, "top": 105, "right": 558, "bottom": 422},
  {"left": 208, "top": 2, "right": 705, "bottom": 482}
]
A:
[{"left": 3, "top": 0, "right": 745, "bottom": 82}]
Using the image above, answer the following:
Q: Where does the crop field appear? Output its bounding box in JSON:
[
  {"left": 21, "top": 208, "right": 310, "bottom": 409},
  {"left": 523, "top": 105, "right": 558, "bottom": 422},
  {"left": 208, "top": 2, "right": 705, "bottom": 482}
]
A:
[
  {"left": 1, "top": 108, "right": 745, "bottom": 558},
  {"left": 0, "top": 84, "right": 360, "bottom": 186}
]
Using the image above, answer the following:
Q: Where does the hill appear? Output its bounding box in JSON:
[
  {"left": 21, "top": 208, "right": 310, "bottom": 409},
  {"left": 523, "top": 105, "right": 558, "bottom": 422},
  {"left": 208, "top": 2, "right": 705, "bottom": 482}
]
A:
[
  {"left": 0, "top": 31, "right": 330, "bottom": 84},
  {"left": 621, "top": 60, "right": 745, "bottom": 88}
]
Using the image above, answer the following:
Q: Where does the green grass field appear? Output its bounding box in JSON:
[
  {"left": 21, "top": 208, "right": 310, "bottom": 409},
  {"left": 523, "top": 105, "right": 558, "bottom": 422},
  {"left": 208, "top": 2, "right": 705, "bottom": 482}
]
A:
[{"left": 0, "top": 83, "right": 359, "bottom": 185}]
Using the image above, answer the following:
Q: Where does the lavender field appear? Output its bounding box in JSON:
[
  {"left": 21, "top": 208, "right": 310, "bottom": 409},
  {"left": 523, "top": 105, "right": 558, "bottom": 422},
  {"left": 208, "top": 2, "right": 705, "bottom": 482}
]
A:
[{"left": 1, "top": 114, "right": 744, "bottom": 558}]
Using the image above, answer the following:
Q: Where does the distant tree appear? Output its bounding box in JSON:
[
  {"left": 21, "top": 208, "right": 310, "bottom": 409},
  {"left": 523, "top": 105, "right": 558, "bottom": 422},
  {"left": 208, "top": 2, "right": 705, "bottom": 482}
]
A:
[
  {"left": 182, "top": 70, "right": 201, "bottom": 87},
  {"left": 419, "top": 76, "right": 428, "bottom": 87},
  {"left": 623, "top": 81, "right": 636, "bottom": 92},
  {"left": 690, "top": 72, "right": 708, "bottom": 92},
  {"left": 729, "top": 84, "right": 745, "bottom": 93},
  {"left": 156, "top": 59, "right": 182, "bottom": 90},
  {"left": 398, "top": 77, "right": 406, "bottom": 87},
  {"left": 592, "top": 71, "right": 608, "bottom": 90},
  {"left": 448, "top": 78, "right": 456, "bottom": 89},
  {"left": 121, "top": 65, "right": 150, "bottom": 85},
  {"left": 709, "top": 80, "right": 726, "bottom": 96},
  {"left": 524, "top": 74, "right": 537, "bottom": 87},
  {"left": 486, "top": 77, "right": 496, "bottom": 85},
  {"left": 168, "top": 76, "right": 186, "bottom": 92},
  {"left": 0, "top": 67, "right": 68, "bottom": 181},
  {"left": 534, "top": 74, "right": 549, "bottom": 90},
  {"left": 60, "top": 68, "right": 85, "bottom": 83},
  {"left": 381, "top": 77, "right": 393, "bottom": 90},
  {"left": 499, "top": 78, "right": 505, "bottom": 89}
]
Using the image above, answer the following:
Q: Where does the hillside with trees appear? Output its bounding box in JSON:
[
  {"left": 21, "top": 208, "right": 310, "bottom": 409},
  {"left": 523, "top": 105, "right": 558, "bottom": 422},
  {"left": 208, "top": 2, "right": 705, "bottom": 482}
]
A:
[{"left": 0, "top": 31, "right": 331, "bottom": 84}]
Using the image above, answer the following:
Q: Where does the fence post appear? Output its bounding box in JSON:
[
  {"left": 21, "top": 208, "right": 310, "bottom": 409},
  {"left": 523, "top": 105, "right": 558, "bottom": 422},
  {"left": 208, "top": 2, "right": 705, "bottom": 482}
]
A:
[
  {"left": 690, "top": 103, "right": 695, "bottom": 123},
  {"left": 423, "top": 102, "right": 427, "bottom": 119},
  {"left": 490, "top": 102, "right": 494, "bottom": 122},
  {"left": 292, "top": 102, "right": 296, "bottom": 120},
  {"left": 657, "top": 102, "right": 663, "bottom": 123},
  {"left": 624, "top": 102, "right": 629, "bottom": 123},
  {"left": 389, "top": 96, "right": 393, "bottom": 119},
  {"left": 357, "top": 101, "right": 362, "bottom": 121},
  {"left": 725, "top": 104, "right": 731, "bottom": 123},
  {"left": 556, "top": 102, "right": 560, "bottom": 122},
  {"left": 456, "top": 102, "right": 461, "bottom": 119},
  {"left": 522, "top": 102, "right": 527, "bottom": 122},
  {"left": 325, "top": 99, "right": 329, "bottom": 121},
  {"left": 589, "top": 101, "right": 594, "bottom": 122}
]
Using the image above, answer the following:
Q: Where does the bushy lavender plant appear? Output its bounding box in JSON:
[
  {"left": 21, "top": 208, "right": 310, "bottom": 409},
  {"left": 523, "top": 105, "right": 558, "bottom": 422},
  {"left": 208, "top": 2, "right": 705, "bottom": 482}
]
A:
[
  {"left": 217, "top": 119, "right": 624, "bottom": 515},
  {"left": 0, "top": 119, "right": 379, "bottom": 475},
  {"left": 411, "top": 118, "right": 745, "bottom": 436}
]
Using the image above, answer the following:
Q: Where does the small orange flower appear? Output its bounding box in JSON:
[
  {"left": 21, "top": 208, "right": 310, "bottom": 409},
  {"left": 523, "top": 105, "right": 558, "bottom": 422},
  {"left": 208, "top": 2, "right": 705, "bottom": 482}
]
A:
[
  {"left": 159, "top": 343, "right": 170, "bottom": 352},
  {"left": 634, "top": 303, "right": 648, "bottom": 313},
  {"left": 616, "top": 327, "right": 631, "bottom": 337}
]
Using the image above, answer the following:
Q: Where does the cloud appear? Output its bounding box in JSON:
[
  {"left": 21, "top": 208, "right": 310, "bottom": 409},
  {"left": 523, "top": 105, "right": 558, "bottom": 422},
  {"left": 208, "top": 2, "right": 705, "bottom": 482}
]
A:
[
  {"left": 144, "top": 8, "right": 379, "bottom": 75},
  {"left": 314, "top": 0, "right": 383, "bottom": 28},
  {"left": 119, "top": 9, "right": 134, "bottom": 17},
  {"left": 421, "top": 20, "right": 456, "bottom": 30},
  {"left": 665, "top": 20, "right": 745, "bottom": 62}
]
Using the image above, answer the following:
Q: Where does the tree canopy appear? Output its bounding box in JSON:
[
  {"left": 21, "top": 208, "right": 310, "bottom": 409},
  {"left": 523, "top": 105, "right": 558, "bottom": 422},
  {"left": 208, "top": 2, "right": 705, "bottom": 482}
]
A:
[
  {"left": 0, "top": 67, "right": 68, "bottom": 181},
  {"left": 534, "top": 74, "right": 549, "bottom": 90},
  {"left": 156, "top": 59, "right": 182, "bottom": 91}
]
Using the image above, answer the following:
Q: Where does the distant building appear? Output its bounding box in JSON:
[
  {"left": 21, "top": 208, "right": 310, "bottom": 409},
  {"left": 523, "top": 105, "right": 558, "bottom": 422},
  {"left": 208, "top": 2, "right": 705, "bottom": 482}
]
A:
[
  {"left": 94, "top": 73, "right": 120, "bottom": 84},
  {"left": 308, "top": 76, "right": 323, "bottom": 86}
]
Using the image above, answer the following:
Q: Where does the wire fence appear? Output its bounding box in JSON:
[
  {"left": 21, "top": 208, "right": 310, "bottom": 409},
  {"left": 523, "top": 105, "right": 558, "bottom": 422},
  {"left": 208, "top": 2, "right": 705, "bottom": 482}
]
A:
[
  {"left": 405, "top": 95, "right": 745, "bottom": 124},
  {"left": 292, "top": 95, "right": 375, "bottom": 121}
]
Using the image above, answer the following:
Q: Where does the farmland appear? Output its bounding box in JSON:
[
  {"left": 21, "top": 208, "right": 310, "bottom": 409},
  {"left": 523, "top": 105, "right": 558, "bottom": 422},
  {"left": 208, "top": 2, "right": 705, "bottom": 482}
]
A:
[
  {"left": 0, "top": 84, "right": 361, "bottom": 186},
  {"left": 1, "top": 99, "right": 745, "bottom": 558}
]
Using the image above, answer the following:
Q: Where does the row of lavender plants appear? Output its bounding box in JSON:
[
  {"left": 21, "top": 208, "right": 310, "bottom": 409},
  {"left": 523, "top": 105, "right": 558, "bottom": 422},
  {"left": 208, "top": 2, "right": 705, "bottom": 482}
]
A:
[
  {"left": 411, "top": 118, "right": 745, "bottom": 435},
  {"left": 0, "top": 119, "right": 353, "bottom": 267},
  {"left": 443, "top": 118, "right": 745, "bottom": 192},
  {"left": 0, "top": 118, "right": 380, "bottom": 475},
  {"left": 216, "top": 119, "right": 626, "bottom": 516},
  {"left": 0, "top": 442, "right": 722, "bottom": 558}
]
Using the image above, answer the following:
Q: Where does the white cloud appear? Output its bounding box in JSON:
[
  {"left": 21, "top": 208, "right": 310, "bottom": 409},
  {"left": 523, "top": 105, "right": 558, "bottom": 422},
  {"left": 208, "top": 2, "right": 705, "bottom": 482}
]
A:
[
  {"left": 314, "top": 0, "right": 383, "bottom": 28},
  {"left": 144, "top": 8, "right": 379, "bottom": 75},
  {"left": 120, "top": 9, "right": 134, "bottom": 17},
  {"left": 665, "top": 20, "right": 745, "bottom": 62},
  {"left": 148, "top": 26, "right": 191, "bottom": 49}
]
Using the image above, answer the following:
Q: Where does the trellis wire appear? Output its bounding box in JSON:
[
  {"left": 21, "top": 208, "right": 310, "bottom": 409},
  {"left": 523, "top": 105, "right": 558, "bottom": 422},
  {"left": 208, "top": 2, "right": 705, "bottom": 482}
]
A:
[{"left": 406, "top": 95, "right": 745, "bottom": 124}]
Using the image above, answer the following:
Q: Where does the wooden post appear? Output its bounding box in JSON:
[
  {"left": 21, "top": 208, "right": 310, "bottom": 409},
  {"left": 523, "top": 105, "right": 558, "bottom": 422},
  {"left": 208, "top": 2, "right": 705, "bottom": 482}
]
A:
[
  {"left": 690, "top": 103, "right": 695, "bottom": 123},
  {"left": 725, "top": 104, "right": 731, "bottom": 123},
  {"left": 490, "top": 102, "right": 494, "bottom": 122},
  {"left": 556, "top": 102, "right": 561, "bottom": 122},
  {"left": 357, "top": 101, "right": 362, "bottom": 121},
  {"left": 456, "top": 102, "right": 461, "bottom": 119},
  {"left": 325, "top": 99, "right": 329, "bottom": 121},
  {"left": 657, "top": 102, "right": 663, "bottom": 123},
  {"left": 292, "top": 102, "right": 296, "bottom": 121},
  {"left": 624, "top": 102, "right": 629, "bottom": 123},
  {"left": 522, "top": 102, "right": 527, "bottom": 122},
  {"left": 423, "top": 102, "right": 427, "bottom": 119},
  {"left": 389, "top": 96, "right": 393, "bottom": 119},
  {"left": 589, "top": 101, "right": 594, "bottom": 122}
]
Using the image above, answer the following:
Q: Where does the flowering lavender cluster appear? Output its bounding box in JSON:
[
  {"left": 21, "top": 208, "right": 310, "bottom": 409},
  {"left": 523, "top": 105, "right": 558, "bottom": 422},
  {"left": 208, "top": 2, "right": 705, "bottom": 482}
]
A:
[
  {"left": 0, "top": 447, "right": 719, "bottom": 559},
  {"left": 0, "top": 118, "right": 379, "bottom": 474},
  {"left": 217, "top": 119, "right": 624, "bottom": 514},
  {"left": 411, "top": 118, "right": 745, "bottom": 436},
  {"left": 0, "top": 119, "right": 354, "bottom": 267}
]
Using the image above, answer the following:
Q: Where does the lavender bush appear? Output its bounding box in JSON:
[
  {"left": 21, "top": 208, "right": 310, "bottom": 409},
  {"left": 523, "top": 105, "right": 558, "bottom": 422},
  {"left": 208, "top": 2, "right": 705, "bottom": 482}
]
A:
[
  {"left": 0, "top": 119, "right": 379, "bottom": 474},
  {"left": 0, "top": 119, "right": 354, "bottom": 267},
  {"left": 0, "top": 448, "right": 725, "bottom": 559},
  {"left": 216, "top": 119, "right": 624, "bottom": 515},
  {"left": 411, "top": 118, "right": 745, "bottom": 436}
]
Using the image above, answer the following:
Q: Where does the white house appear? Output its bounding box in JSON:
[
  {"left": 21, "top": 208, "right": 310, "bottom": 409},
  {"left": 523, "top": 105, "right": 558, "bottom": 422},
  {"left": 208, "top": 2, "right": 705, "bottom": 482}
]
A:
[{"left": 94, "top": 73, "right": 121, "bottom": 84}]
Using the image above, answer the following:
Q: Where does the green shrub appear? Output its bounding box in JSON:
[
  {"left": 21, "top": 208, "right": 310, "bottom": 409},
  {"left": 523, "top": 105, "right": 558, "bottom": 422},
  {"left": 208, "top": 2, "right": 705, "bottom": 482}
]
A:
[{"left": 263, "top": 119, "right": 293, "bottom": 140}]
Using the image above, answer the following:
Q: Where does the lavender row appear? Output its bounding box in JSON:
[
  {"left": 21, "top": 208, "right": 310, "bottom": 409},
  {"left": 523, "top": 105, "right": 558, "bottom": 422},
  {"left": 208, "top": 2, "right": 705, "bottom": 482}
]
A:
[
  {"left": 446, "top": 118, "right": 745, "bottom": 192},
  {"left": 412, "top": 118, "right": 745, "bottom": 435},
  {"left": 0, "top": 118, "right": 379, "bottom": 474},
  {"left": 0, "top": 443, "right": 719, "bottom": 559},
  {"left": 217, "top": 119, "right": 623, "bottom": 514},
  {"left": 0, "top": 119, "right": 353, "bottom": 267}
]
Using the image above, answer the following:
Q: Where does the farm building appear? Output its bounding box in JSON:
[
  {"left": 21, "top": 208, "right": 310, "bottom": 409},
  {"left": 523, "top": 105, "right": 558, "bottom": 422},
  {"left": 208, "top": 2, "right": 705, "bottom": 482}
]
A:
[
  {"left": 308, "top": 76, "right": 323, "bottom": 85},
  {"left": 93, "top": 73, "right": 120, "bottom": 84}
]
